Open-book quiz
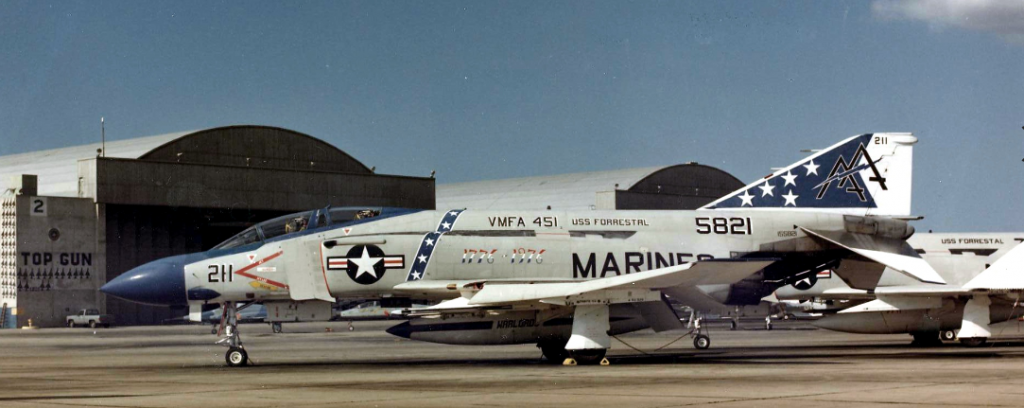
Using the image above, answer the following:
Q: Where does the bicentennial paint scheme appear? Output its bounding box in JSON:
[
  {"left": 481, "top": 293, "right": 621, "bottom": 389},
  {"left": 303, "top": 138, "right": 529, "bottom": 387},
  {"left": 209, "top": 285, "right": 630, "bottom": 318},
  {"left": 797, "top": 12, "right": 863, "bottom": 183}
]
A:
[{"left": 103, "top": 133, "right": 952, "bottom": 366}]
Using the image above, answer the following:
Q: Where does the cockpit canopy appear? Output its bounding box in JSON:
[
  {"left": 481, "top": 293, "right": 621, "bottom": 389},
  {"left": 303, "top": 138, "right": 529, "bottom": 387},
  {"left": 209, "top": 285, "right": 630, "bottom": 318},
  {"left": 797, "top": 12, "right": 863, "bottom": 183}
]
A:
[{"left": 212, "top": 207, "right": 383, "bottom": 250}]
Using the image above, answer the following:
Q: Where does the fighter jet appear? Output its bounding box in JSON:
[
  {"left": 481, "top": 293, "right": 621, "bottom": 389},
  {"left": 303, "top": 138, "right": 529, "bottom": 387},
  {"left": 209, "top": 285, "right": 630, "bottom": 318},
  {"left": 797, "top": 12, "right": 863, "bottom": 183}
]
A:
[
  {"left": 102, "top": 133, "right": 940, "bottom": 366},
  {"left": 776, "top": 233, "right": 1024, "bottom": 345}
]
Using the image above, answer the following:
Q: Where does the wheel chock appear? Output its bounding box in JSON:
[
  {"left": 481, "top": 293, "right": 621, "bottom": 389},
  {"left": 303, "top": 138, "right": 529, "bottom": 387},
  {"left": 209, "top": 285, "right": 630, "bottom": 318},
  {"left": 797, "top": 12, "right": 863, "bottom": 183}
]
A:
[
  {"left": 599, "top": 358, "right": 610, "bottom": 366},
  {"left": 562, "top": 358, "right": 577, "bottom": 366}
]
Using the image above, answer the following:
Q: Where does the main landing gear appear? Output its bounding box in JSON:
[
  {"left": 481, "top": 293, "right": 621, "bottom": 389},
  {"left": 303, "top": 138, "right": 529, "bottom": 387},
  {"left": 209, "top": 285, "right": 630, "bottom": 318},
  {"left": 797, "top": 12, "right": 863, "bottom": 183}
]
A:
[
  {"left": 216, "top": 302, "right": 249, "bottom": 367},
  {"left": 538, "top": 339, "right": 570, "bottom": 364},
  {"left": 689, "top": 313, "right": 711, "bottom": 350}
]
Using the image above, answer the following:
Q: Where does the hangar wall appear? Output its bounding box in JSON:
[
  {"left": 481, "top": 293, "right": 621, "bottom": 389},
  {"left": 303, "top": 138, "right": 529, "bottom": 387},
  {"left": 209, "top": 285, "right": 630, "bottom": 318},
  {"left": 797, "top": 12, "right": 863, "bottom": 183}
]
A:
[
  {"left": 79, "top": 158, "right": 430, "bottom": 211},
  {"left": 1, "top": 193, "right": 16, "bottom": 328},
  {"left": 3, "top": 193, "right": 104, "bottom": 328}
]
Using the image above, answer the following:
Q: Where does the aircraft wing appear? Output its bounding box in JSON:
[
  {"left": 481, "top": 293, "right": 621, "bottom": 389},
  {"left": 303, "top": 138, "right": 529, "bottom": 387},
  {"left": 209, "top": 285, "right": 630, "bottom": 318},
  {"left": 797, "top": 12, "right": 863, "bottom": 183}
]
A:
[
  {"left": 399, "top": 259, "right": 772, "bottom": 332},
  {"left": 392, "top": 259, "right": 774, "bottom": 304},
  {"left": 465, "top": 259, "right": 775, "bottom": 306}
]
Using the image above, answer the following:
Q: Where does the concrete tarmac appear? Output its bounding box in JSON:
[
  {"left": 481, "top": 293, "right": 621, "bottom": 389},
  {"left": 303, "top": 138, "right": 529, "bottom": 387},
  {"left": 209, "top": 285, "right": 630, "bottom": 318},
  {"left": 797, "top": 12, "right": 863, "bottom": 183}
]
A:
[{"left": 4, "top": 320, "right": 1024, "bottom": 408}]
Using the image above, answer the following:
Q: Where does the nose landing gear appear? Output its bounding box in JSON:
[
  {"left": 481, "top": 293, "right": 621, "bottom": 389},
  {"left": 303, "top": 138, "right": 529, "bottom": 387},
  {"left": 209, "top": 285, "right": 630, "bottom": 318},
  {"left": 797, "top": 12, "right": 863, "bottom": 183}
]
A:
[{"left": 216, "top": 302, "right": 249, "bottom": 367}]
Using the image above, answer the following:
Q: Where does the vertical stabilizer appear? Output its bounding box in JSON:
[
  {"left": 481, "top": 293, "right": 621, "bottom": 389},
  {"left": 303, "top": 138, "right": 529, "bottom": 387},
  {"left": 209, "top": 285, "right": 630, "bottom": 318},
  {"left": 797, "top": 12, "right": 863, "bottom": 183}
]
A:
[{"left": 702, "top": 133, "right": 916, "bottom": 216}]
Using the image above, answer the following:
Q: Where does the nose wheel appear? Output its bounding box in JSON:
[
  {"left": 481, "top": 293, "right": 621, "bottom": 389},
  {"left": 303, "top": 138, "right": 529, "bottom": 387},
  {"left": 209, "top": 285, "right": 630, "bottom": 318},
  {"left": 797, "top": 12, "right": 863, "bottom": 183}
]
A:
[
  {"left": 216, "top": 302, "right": 251, "bottom": 367},
  {"left": 226, "top": 347, "right": 248, "bottom": 367}
]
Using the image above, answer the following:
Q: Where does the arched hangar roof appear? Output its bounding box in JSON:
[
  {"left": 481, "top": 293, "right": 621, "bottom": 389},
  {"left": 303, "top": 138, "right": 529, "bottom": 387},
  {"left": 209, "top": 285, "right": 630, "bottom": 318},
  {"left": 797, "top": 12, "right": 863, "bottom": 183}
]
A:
[
  {"left": 435, "top": 164, "right": 743, "bottom": 211},
  {"left": 138, "top": 125, "right": 371, "bottom": 173},
  {"left": 0, "top": 125, "right": 371, "bottom": 197}
]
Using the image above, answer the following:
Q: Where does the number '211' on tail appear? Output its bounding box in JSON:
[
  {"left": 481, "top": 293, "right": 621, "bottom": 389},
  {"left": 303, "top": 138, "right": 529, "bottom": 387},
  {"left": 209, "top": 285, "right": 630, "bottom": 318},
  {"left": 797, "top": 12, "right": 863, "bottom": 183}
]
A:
[{"left": 702, "top": 133, "right": 916, "bottom": 217}]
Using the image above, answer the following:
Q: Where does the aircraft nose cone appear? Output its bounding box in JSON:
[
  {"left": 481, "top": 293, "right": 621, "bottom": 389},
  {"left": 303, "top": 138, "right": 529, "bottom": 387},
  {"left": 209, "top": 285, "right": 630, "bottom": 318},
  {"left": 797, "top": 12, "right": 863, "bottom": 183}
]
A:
[{"left": 101, "top": 257, "right": 187, "bottom": 306}]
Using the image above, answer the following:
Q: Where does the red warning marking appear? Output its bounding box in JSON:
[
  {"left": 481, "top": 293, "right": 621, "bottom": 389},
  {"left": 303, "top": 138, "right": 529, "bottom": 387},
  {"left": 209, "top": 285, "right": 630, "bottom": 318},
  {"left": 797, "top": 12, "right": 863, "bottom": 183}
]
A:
[{"left": 235, "top": 251, "right": 288, "bottom": 289}]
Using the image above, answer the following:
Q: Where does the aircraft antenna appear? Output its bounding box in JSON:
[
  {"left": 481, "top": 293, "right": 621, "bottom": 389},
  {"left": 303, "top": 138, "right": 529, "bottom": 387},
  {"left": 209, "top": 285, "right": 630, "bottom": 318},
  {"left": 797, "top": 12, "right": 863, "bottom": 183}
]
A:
[{"left": 100, "top": 117, "right": 105, "bottom": 158}]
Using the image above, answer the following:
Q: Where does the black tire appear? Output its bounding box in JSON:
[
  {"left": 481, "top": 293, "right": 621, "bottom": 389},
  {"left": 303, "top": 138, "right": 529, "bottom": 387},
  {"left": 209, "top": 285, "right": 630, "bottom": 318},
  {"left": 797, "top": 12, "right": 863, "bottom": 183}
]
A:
[
  {"left": 729, "top": 320, "right": 737, "bottom": 331},
  {"left": 271, "top": 322, "right": 283, "bottom": 333},
  {"left": 960, "top": 337, "right": 987, "bottom": 347},
  {"left": 67, "top": 321, "right": 74, "bottom": 328},
  {"left": 538, "top": 340, "right": 570, "bottom": 364},
  {"left": 89, "top": 321, "right": 97, "bottom": 329},
  {"left": 569, "top": 349, "right": 607, "bottom": 365},
  {"left": 940, "top": 330, "right": 957, "bottom": 341},
  {"left": 694, "top": 334, "right": 711, "bottom": 350},
  {"left": 226, "top": 347, "right": 248, "bottom": 367}
]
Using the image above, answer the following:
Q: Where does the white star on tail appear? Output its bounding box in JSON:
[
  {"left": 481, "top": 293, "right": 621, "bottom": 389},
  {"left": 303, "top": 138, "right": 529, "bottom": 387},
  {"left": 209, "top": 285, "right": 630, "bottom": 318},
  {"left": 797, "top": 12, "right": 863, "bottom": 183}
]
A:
[
  {"left": 350, "top": 247, "right": 382, "bottom": 279},
  {"left": 783, "top": 190, "right": 799, "bottom": 206},
  {"left": 418, "top": 255, "right": 428, "bottom": 264},
  {"left": 803, "top": 160, "right": 819, "bottom": 176},
  {"left": 425, "top": 238, "right": 435, "bottom": 246},
  {"left": 782, "top": 171, "right": 797, "bottom": 187},
  {"left": 738, "top": 190, "right": 754, "bottom": 206},
  {"left": 441, "top": 222, "right": 452, "bottom": 230},
  {"left": 758, "top": 181, "right": 775, "bottom": 197},
  {"left": 411, "top": 271, "right": 421, "bottom": 280}
]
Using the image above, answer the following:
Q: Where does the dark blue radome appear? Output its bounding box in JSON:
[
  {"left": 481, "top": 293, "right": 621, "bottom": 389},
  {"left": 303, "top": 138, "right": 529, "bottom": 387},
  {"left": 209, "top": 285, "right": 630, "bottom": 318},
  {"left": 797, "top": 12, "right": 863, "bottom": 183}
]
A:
[{"left": 100, "top": 254, "right": 202, "bottom": 306}]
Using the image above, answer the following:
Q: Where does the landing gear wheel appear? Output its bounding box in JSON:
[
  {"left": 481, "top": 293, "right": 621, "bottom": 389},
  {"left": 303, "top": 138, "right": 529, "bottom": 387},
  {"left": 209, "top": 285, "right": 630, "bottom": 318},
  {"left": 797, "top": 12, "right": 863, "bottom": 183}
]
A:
[
  {"left": 940, "top": 330, "right": 957, "bottom": 341},
  {"left": 693, "top": 334, "right": 711, "bottom": 350},
  {"left": 67, "top": 321, "right": 74, "bottom": 328},
  {"left": 226, "top": 347, "right": 248, "bottom": 367},
  {"left": 568, "top": 349, "right": 607, "bottom": 365},
  {"left": 729, "top": 320, "right": 737, "bottom": 331},
  {"left": 960, "top": 337, "right": 987, "bottom": 347},
  {"left": 271, "top": 322, "right": 282, "bottom": 333},
  {"left": 90, "top": 321, "right": 97, "bottom": 329},
  {"left": 539, "top": 341, "right": 570, "bottom": 364}
]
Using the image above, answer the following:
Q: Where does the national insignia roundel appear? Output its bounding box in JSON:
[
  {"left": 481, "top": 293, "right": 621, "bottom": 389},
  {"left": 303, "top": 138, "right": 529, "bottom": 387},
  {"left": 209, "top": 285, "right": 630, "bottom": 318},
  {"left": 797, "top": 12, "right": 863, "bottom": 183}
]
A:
[{"left": 326, "top": 245, "right": 405, "bottom": 285}]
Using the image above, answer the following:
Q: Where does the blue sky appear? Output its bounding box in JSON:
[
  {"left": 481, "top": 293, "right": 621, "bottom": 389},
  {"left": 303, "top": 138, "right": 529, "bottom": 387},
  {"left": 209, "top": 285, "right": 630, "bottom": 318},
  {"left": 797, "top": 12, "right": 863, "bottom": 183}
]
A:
[{"left": 1, "top": 1, "right": 1021, "bottom": 232}]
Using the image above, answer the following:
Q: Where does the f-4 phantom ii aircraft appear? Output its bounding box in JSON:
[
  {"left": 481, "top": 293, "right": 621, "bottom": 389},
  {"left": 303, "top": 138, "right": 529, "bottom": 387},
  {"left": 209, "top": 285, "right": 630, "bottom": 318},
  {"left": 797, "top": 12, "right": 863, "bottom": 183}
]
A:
[
  {"left": 777, "top": 233, "right": 1024, "bottom": 346},
  {"left": 102, "top": 133, "right": 943, "bottom": 366}
]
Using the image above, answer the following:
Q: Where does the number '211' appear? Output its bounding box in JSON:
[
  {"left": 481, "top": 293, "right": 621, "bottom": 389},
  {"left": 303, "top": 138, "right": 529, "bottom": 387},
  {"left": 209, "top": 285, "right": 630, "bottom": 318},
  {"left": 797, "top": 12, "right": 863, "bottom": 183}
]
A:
[{"left": 208, "top": 264, "right": 234, "bottom": 282}]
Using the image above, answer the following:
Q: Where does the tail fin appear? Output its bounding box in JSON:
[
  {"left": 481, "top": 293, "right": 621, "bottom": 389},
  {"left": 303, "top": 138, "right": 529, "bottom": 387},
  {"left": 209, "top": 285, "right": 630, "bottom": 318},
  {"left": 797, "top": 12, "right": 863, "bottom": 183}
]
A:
[{"left": 701, "top": 133, "right": 916, "bottom": 216}]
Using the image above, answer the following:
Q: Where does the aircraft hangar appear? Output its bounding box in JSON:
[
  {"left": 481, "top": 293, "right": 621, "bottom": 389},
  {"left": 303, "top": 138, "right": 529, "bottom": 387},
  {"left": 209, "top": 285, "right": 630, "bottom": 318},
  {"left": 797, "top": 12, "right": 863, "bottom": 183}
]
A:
[
  {"left": 0, "top": 125, "right": 435, "bottom": 327},
  {"left": 436, "top": 164, "right": 743, "bottom": 211},
  {"left": 0, "top": 125, "right": 743, "bottom": 328}
]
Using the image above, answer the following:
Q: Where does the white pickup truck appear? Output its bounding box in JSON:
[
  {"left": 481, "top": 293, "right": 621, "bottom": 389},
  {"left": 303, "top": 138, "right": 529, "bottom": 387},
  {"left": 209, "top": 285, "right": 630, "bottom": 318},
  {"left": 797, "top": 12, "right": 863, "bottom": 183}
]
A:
[{"left": 66, "top": 309, "right": 113, "bottom": 328}]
